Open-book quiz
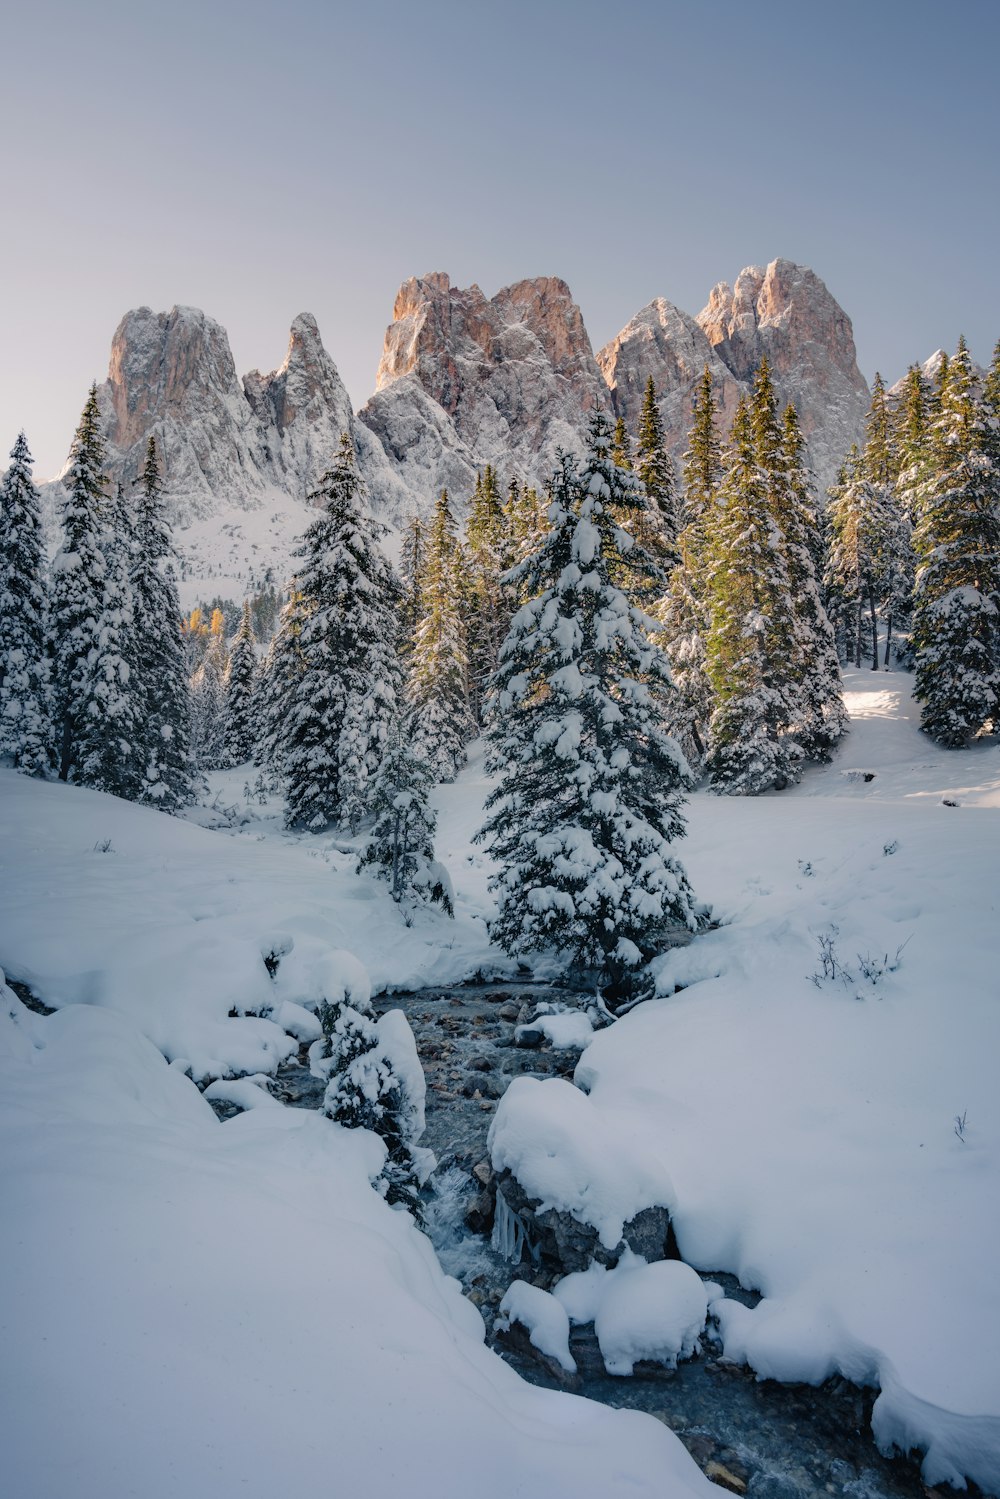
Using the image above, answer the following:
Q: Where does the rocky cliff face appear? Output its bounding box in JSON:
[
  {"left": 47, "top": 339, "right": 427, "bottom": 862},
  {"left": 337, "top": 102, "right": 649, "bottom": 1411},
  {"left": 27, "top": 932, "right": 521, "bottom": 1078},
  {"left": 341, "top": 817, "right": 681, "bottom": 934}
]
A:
[
  {"left": 599, "top": 260, "right": 868, "bottom": 495},
  {"left": 49, "top": 260, "right": 870, "bottom": 604},
  {"left": 359, "top": 272, "right": 605, "bottom": 504},
  {"left": 696, "top": 260, "right": 870, "bottom": 492},
  {"left": 55, "top": 307, "right": 408, "bottom": 600},
  {"left": 597, "top": 299, "right": 743, "bottom": 465}
]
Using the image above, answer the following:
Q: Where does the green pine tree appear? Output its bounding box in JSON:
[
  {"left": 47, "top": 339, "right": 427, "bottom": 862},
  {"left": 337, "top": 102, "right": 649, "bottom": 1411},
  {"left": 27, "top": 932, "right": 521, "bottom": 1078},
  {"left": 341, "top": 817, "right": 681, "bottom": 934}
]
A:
[
  {"left": 911, "top": 338, "right": 1000, "bottom": 745},
  {"left": 406, "top": 490, "right": 474, "bottom": 781}
]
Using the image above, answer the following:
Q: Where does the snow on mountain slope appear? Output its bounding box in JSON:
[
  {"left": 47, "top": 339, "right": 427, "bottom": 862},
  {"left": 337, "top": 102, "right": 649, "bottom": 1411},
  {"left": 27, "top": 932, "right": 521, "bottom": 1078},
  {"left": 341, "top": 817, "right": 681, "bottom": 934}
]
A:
[
  {"left": 39, "top": 260, "right": 869, "bottom": 613},
  {"left": 564, "top": 670, "right": 1000, "bottom": 1490}
]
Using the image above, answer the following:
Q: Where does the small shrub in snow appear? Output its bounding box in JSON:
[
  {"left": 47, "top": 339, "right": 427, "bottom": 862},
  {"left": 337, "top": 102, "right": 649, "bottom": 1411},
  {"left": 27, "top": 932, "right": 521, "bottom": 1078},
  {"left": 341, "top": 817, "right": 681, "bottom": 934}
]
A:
[
  {"left": 954, "top": 1111, "right": 968, "bottom": 1144},
  {"left": 856, "top": 940, "right": 909, "bottom": 987},
  {"left": 810, "top": 930, "right": 853, "bottom": 989}
]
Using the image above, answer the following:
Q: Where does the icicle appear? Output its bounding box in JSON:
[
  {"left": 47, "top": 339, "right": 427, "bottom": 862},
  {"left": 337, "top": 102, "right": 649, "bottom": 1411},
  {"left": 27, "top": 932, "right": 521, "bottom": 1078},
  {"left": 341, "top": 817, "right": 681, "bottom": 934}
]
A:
[{"left": 491, "top": 1186, "right": 539, "bottom": 1265}]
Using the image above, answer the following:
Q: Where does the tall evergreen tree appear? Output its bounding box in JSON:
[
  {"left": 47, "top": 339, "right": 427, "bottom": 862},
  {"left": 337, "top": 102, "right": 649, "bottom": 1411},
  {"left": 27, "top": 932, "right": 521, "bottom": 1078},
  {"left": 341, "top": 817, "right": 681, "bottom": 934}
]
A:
[
  {"left": 477, "top": 417, "right": 698, "bottom": 1001},
  {"left": 611, "top": 416, "right": 633, "bottom": 470},
  {"left": 357, "top": 722, "right": 453, "bottom": 917},
  {"left": 0, "top": 433, "right": 53, "bottom": 774},
  {"left": 51, "top": 385, "right": 141, "bottom": 792},
  {"left": 911, "top": 339, "right": 1000, "bottom": 745},
  {"left": 189, "top": 625, "right": 229, "bottom": 772},
  {"left": 705, "top": 384, "right": 801, "bottom": 794},
  {"left": 280, "top": 434, "right": 400, "bottom": 831},
  {"left": 132, "top": 438, "right": 193, "bottom": 806},
  {"left": 465, "top": 465, "right": 512, "bottom": 723},
  {"left": 780, "top": 405, "right": 847, "bottom": 757},
  {"left": 657, "top": 368, "right": 722, "bottom": 771},
  {"left": 398, "top": 514, "right": 425, "bottom": 660},
  {"left": 634, "top": 376, "right": 681, "bottom": 568},
  {"left": 407, "top": 489, "right": 474, "bottom": 781},
  {"left": 225, "top": 599, "right": 259, "bottom": 766}
]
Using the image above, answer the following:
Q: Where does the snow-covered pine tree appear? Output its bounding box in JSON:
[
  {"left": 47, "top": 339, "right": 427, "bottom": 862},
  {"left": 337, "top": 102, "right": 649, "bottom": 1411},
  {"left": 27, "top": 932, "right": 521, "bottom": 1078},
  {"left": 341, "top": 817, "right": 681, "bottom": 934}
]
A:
[
  {"left": 320, "top": 996, "right": 424, "bottom": 1214},
  {"left": 465, "top": 465, "right": 512, "bottom": 724},
  {"left": 505, "top": 477, "right": 549, "bottom": 567},
  {"left": 634, "top": 376, "right": 681, "bottom": 571},
  {"left": 189, "top": 625, "right": 229, "bottom": 772},
  {"left": 224, "top": 599, "right": 259, "bottom": 767},
  {"left": 911, "top": 338, "right": 1000, "bottom": 745},
  {"left": 406, "top": 489, "right": 474, "bottom": 782},
  {"left": 357, "top": 722, "right": 453, "bottom": 916},
  {"left": 657, "top": 367, "right": 722, "bottom": 773},
  {"left": 705, "top": 380, "right": 801, "bottom": 795},
  {"left": 611, "top": 416, "right": 633, "bottom": 470},
  {"left": 476, "top": 416, "right": 698, "bottom": 1002},
  {"left": 255, "top": 584, "right": 305, "bottom": 773},
  {"left": 51, "top": 386, "right": 141, "bottom": 792},
  {"left": 281, "top": 434, "right": 400, "bottom": 831},
  {"left": 826, "top": 385, "right": 914, "bottom": 674},
  {"left": 132, "top": 438, "right": 193, "bottom": 807},
  {"left": 398, "top": 514, "right": 425, "bottom": 661},
  {"left": 77, "top": 477, "right": 145, "bottom": 799},
  {"left": 859, "top": 374, "right": 914, "bottom": 666},
  {"left": 780, "top": 404, "right": 848, "bottom": 759},
  {"left": 0, "top": 433, "right": 53, "bottom": 774}
]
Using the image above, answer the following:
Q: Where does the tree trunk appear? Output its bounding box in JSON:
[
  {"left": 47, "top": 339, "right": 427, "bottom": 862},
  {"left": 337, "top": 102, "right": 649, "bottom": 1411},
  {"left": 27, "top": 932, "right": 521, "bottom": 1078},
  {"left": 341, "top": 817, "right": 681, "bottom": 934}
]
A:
[
  {"left": 884, "top": 610, "right": 893, "bottom": 670},
  {"left": 869, "top": 587, "right": 879, "bottom": 670}
]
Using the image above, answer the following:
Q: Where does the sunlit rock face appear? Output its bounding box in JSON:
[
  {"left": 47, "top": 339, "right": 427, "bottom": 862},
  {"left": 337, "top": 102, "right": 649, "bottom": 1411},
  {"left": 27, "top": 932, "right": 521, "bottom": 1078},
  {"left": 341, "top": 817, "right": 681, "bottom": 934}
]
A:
[
  {"left": 359, "top": 272, "right": 607, "bottom": 509},
  {"left": 597, "top": 299, "right": 742, "bottom": 464},
  {"left": 696, "top": 259, "right": 870, "bottom": 494},
  {"left": 43, "top": 260, "right": 869, "bottom": 600},
  {"left": 599, "top": 260, "right": 868, "bottom": 496}
]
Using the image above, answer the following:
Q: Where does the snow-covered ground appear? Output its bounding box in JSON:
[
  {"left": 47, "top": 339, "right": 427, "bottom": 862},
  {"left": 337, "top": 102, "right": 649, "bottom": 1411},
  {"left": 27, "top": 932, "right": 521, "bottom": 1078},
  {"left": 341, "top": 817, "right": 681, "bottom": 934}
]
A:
[{"left": 1, "top": 666, "right": 998, "bottom": 1495}]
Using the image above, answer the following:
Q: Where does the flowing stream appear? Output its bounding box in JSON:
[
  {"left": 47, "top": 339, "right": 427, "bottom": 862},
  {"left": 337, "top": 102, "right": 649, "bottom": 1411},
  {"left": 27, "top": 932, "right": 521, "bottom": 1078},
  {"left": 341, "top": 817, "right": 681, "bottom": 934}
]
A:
[{"left": 328, "top": 982, "right": 947, "bottom": 1499}]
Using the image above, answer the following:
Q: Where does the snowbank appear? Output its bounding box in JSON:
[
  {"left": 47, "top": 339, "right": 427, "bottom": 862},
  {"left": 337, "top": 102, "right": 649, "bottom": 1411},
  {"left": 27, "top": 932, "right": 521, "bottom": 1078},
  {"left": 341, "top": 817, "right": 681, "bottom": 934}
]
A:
[
  {"left": 0, "top": 769, "right": 499, "bottom": 1078},
  {"left": 570, "top": 671, "right": 1000, "bottom": 1489},
  {"left": 0, "top": 990, "right": 715, "bottom": 1499},
  {"left": 489, "top": 1075, "right": 675, "bottom": 1250},
  {"left": 496, "top": 1281, "right": 577, "bottom": 1373}
]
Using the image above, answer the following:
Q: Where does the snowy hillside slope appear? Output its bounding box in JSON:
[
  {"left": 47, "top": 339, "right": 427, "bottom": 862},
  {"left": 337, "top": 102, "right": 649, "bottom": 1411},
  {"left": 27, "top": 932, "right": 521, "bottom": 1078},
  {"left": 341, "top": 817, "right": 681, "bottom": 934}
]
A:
[
  {"left": 563, "top": 670, "right": 1000, "bottom": 1491},
  {"left": 0, "top": 994, "right": 714, "bottom": 1499},
  {"left": 1, "top": 668, "right": 997, "bottom": 1494}
]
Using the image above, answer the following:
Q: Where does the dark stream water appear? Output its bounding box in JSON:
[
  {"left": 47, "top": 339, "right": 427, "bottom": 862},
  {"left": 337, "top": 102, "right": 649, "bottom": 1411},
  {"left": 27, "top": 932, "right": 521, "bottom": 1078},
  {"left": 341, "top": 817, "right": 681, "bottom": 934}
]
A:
[{"left": 268, "top": 981, "right": 958, "bottom": 1499}]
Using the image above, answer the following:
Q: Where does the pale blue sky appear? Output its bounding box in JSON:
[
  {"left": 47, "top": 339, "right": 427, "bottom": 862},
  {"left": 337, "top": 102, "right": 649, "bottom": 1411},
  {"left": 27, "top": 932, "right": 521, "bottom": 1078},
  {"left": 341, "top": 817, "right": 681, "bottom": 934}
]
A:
[{"left": 3, "top": 0, "right": 998, "bottom": 477}]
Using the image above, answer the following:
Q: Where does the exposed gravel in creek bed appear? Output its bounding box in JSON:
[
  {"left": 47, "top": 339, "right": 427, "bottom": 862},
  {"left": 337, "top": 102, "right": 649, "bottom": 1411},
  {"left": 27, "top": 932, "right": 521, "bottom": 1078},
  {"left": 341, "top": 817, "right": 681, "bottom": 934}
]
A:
[{"left": 259, "top": 982, "right": 957, "bottom": 1499}]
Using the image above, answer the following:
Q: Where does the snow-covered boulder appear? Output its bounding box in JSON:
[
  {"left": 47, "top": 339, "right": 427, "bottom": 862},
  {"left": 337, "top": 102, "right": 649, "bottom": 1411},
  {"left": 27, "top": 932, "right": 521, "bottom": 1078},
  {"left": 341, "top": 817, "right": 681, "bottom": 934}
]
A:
[{"left": 488, "top": 1076, "right": 675, "bottom": 1274}]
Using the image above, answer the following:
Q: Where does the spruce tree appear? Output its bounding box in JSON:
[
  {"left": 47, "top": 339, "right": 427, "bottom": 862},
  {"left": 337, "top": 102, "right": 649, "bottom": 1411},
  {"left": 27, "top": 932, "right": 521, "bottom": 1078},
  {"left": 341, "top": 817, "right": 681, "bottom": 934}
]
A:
[
  {"left": 132, "top": 438, "right": 193, "bottom": 807},
  {"left": 0, "top": 433, "right": 53, "bottom": 774},
  {"left": 398, "top": 514, "right": 425, "bottom": 660},
  {"left": 911, "top": 339, "right": 1000, "bottom": 745},
  {"left": 189, "top": 627, "right": 229, "bottom": 771},
  {"left": 81, "top": 478, "right": 144, "bottom": 799},
  {"left": 705, "top": 386, "right": 801, "bottom": 794},
  {"left": 657, "top": 368, "right": 722, "bottom": 772},
  {"left": 476, "top": 417, "right": 698, "bottom": 1002},
  {"left": 465, "top": 465, "right": 512, "bottom": 723},
  {"left": 780, "top": 405, "right": 847, "bottom": 758},
  {"left": 225, "top": 599, "right": 259, "bottom": 766},
  {"left": 51, "top": 385, "right": 142, "bottom": 791},
  {"left": 281, "top": 434, "right": 400, "bottom": 831},
  {"left": 634, "top": 376, "right": 681, "bottom": 568},
  {"left": 406, "top": 489, "right": 474, "bottom": 782},
  {"left": 357, "top": 723, "right": 453, "bottom": 916},
  {"left": 611, "top": 416, "right": 633, "bottom": 470}
]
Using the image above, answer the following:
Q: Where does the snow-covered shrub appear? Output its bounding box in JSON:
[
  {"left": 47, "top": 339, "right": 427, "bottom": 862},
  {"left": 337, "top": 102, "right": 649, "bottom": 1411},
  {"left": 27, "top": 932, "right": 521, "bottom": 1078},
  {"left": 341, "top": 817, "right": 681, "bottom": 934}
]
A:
[{"left": 320, "top": 998, "right": 427, "bottom": 1216}]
